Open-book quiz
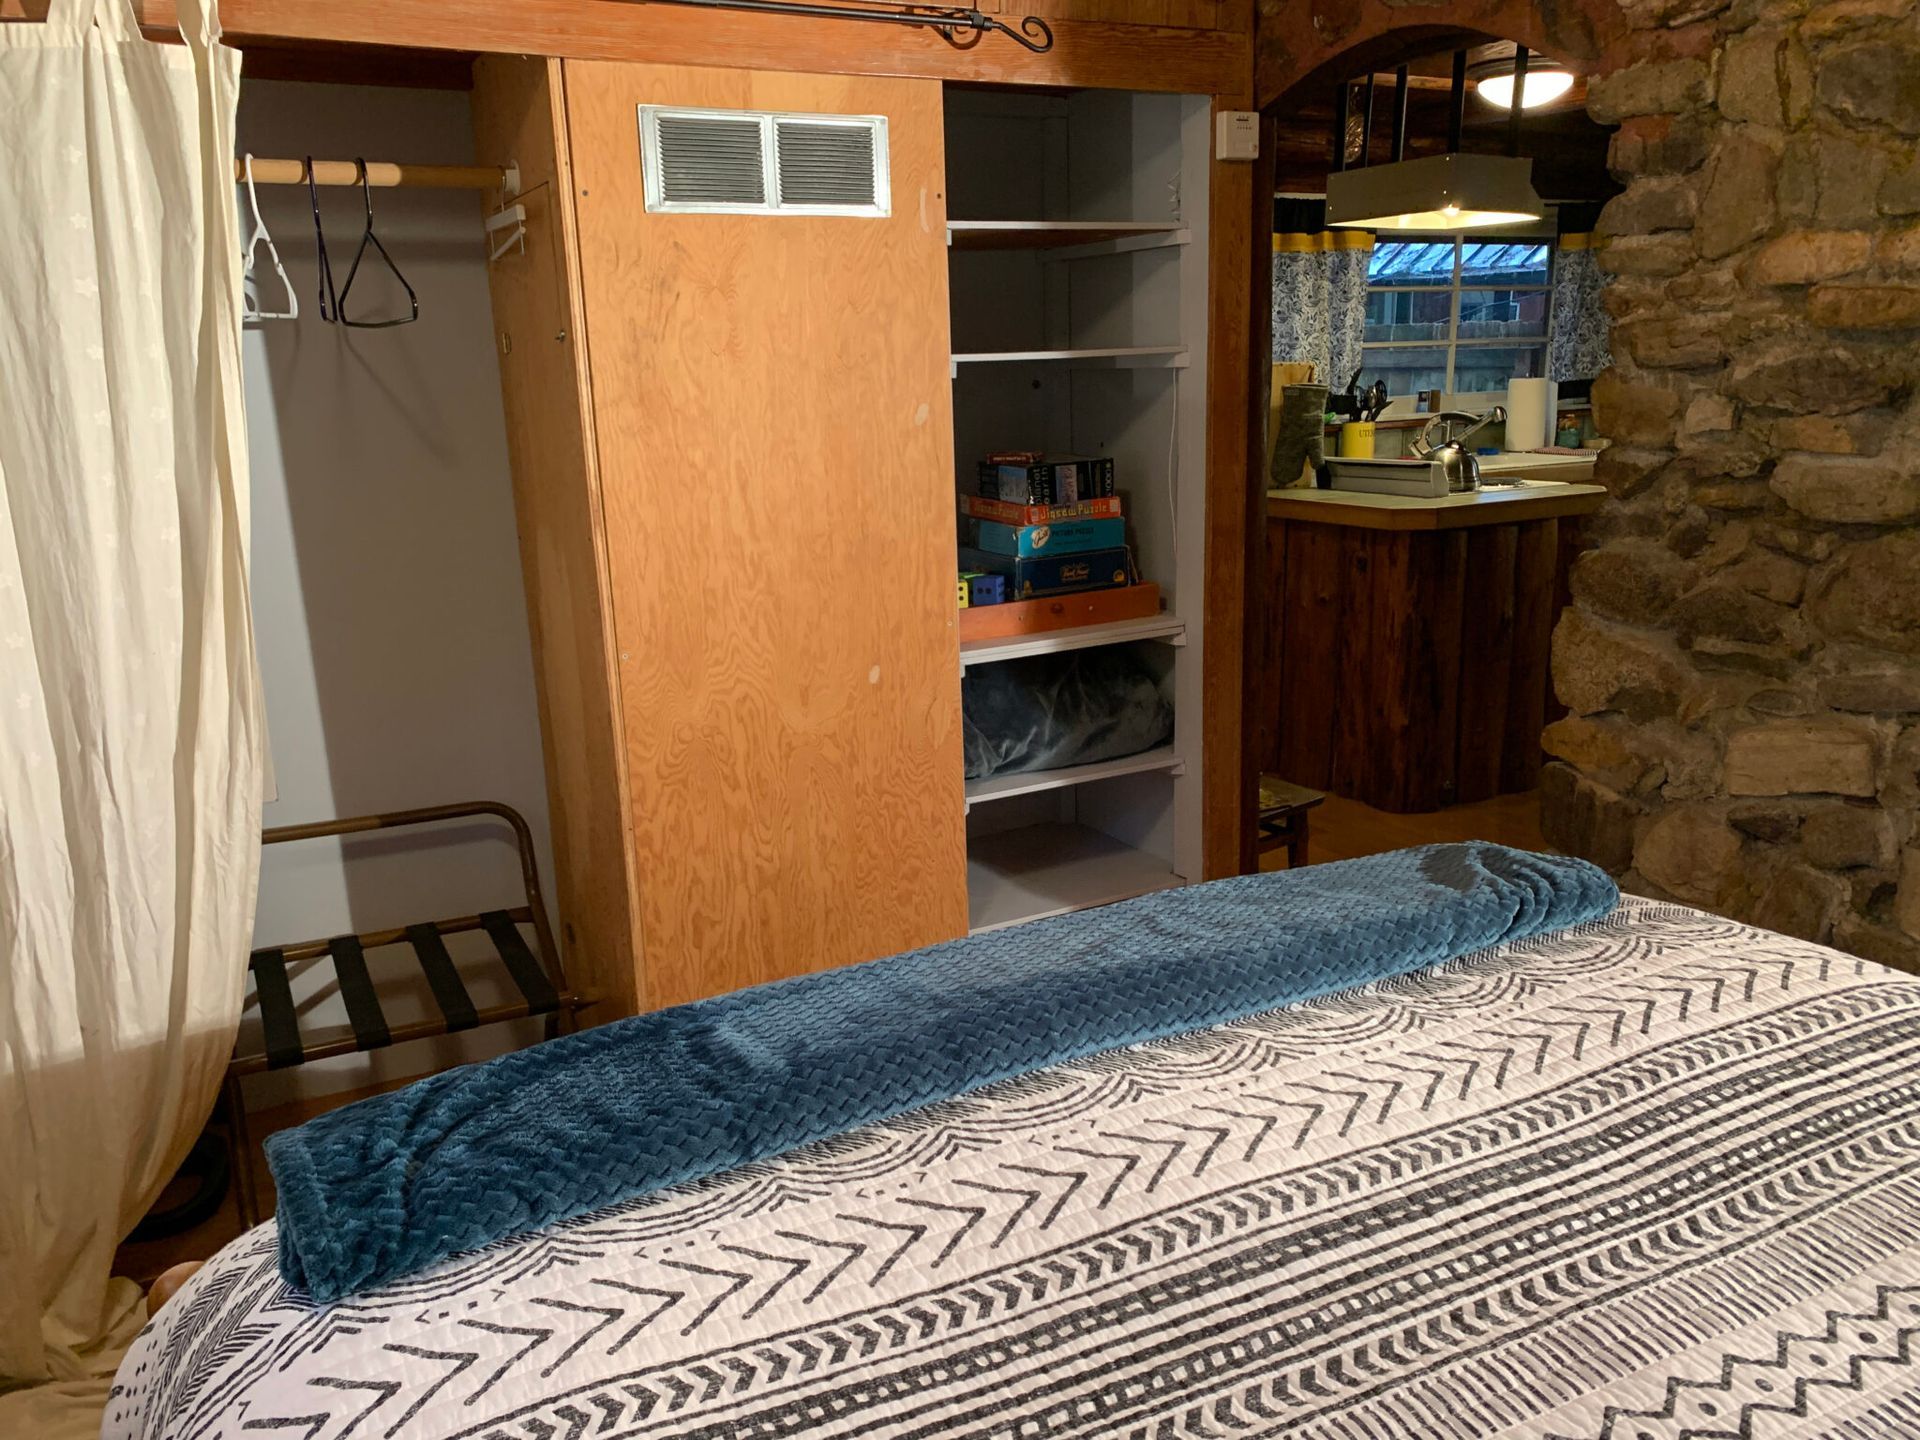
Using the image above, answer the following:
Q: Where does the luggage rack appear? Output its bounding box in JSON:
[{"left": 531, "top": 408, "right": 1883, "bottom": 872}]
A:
[{"left": 224, "top": 801, "right": 591, "bottom": 1224}]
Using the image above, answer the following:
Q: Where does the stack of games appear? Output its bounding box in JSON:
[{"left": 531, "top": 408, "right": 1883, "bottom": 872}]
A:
[
  {"left": 958, "top": 453, "right": 1131, "bottom": 603},
  {"left": 955, "top": 451, "right": 1163, "bottom": 641}
]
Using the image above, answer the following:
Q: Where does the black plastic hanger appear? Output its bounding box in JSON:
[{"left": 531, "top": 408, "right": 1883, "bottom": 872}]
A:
[
  {"left": 335, "top": 158, "right": 419, "bottom": 329},
  {"left": 307, "top": 156, "right": 340, "bottom": 324}
]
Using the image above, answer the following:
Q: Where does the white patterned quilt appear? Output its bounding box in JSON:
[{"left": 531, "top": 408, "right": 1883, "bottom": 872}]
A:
[{"left": 107, "top": 898, "right": 1920, "bottom": 1439}]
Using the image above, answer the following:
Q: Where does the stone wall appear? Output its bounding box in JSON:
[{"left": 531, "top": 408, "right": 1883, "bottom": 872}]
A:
[{"left": 1543, "top": 0, "right": 1920, "bottom": 969}]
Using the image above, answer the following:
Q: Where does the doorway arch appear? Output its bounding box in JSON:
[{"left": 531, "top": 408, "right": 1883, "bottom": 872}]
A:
[
  {"left": 1240, "top": 0, "right": 1920, "bottom": 970},
  {"left": 1256, "top": 1, "right": 1627, "bottom": 115}
]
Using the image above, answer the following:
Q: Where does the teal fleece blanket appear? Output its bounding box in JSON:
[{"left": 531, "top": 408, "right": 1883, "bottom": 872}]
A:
[{"left": 267, "top": 842, "right": 1616, "bottom": 1302}]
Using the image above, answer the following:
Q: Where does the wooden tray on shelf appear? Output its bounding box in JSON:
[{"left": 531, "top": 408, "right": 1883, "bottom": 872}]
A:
[{"left": 957, "top": 582, "right": 1161, "bottom": 642}]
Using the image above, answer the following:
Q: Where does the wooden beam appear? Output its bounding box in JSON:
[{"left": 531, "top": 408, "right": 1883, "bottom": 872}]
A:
[{"left": 3, "top": 0, "right": 1251, "bottom": 96}]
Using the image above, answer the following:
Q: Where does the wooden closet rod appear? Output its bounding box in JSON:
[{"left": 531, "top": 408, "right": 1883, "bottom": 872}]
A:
[{"left": 236, "top": 157, "right": 511, "bottom": 191}]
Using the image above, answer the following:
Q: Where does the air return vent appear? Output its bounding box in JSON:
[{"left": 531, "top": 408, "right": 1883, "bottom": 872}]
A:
[
  {"left": 775, "top": 120, "right": 879, "bottom": 207},
  {"left": 652, "top": 112, "right": 766, "bottom": 206},
  {"left": 639, "top": 106, "right": 890, "bottom": 217}
]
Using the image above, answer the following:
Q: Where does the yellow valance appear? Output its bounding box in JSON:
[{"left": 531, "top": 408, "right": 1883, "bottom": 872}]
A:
[
  {"left": 1559, "top": 232, "right": 1596, "bottom": 251},
  {"left": 1272, "top": 230, "right": 1376, "bottom": 255}
]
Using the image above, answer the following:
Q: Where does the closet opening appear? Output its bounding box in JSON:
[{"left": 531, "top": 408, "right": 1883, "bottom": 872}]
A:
[{"left": 944, "top": 84, "right": 1212, "bottom": 931}]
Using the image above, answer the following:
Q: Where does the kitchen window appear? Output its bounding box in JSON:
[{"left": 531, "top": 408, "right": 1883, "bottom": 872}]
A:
[{"left": 1361, "top": 236, "right": 1553, "bottom": 400}]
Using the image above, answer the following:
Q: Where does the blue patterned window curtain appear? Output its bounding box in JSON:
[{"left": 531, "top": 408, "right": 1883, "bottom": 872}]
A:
[
  {"left": 1272, "top": 231, "right": 1373, "bottom": 387},
  {"left": 1548, "top": 234, "right": 1609, "bottom": 381}
]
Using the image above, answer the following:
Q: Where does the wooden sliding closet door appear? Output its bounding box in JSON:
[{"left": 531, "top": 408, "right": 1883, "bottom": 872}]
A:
[{"left": 563, "top": 62, "right": 968, "bottom": 1008}]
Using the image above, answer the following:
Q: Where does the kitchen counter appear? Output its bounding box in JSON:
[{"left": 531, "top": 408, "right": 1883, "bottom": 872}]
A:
[
  {"left": 1267, "top": 472, "right": 1605, "bottom": 532},
  {"left": 1257, "top": 463, "right": 1602, "bottom": 815}
]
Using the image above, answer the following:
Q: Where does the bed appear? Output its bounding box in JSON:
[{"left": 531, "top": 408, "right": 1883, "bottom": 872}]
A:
[{"left": 106, "top": 886, "right": 1920, "bottom": 1439}]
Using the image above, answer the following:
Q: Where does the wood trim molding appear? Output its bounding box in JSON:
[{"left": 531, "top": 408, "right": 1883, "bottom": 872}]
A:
[
  {"left": 1265, "top": 486, "right": 1607, "bottom": 532},
  {"left": 1201, "top": 90, "right": 1257, "bottom": 881},
  {"left": 1, "top": 0, "right": 1251, "bottom": 96},
  {"left": 471, "top": 56, "right": 647, "bottom": 1016},
  {"left": 1226, "top": 106, "right": 1277, "bottom": 879}
]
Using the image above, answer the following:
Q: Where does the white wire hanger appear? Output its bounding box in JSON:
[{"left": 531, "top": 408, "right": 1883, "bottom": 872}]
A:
[{"left": 241, "top": 154, "right": 298, "bottom": 322}]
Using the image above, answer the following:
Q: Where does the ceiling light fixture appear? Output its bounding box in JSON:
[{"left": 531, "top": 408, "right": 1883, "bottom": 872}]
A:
[
  {"left": 1474, "top": 67, "right": 1576, "bottom": 109},
  {"left": 1326, "top": 152, "right": 1544, "bottom": 232},
  {"left": 1468, "top": 46, "right": 1576, "bottom": 110}
]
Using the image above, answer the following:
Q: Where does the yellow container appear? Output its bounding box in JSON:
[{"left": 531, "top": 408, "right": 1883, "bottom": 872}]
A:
[{"left": 1338, "top": 421, "right": 1376, "bottom": 458}]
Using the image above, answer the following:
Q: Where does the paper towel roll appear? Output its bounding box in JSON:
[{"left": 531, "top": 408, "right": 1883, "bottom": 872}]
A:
[{"left": 1506, "top": 377, "right": 1554, "bottom": 451}]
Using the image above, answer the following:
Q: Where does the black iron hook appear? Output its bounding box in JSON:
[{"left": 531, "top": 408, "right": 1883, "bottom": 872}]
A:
[
  {"left": 926, "top": 7, "right": 1053, "bottom": 51},
  {"left": 631, "top": 0, "right": 1052, "bottom": 52}
]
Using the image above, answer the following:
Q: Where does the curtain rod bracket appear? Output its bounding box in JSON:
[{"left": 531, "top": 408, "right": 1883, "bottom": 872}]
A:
[{"left": 636, "top": 0, "right": 1054, "bottom": 51}]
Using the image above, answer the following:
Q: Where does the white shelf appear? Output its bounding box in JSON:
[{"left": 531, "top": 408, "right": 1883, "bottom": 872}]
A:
[
  {"left": 960, "top": 614, "right": 1187, "bottom": 671},
  {"left": 947, "top": 220, "right": 1189, "bottom": 256},
  {"left": 950, "top": 346, "right": 1188, "bottom": 374},
  {"left": 968, "top": 822, "right": 1183, "bottom": 934},
  {"left": 965, "top": 746, "right": 1183, "bottom": 810}
]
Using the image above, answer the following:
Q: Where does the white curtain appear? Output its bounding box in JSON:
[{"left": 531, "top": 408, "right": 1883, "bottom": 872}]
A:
[{"left": 0, "top": 0, "right": 260, "bottom": 1410}]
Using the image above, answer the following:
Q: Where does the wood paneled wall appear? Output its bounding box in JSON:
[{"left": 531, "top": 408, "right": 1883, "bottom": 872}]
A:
[
  {"left": 563, "top": 62, "right": 971, "bottom": 1008},
  {"left": 1262, "top": 516, "right": 1569, "bottom": 814}
]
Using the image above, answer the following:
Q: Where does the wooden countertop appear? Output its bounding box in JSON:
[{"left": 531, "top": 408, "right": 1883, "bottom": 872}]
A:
[{"left": 1266, "top": 480, "right": 1607, "bottom": 532}]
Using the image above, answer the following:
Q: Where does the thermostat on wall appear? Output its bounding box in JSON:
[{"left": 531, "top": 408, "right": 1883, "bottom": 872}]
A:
[{"left": 1215, "top": 111, "right": 1259, "bottom": 162}]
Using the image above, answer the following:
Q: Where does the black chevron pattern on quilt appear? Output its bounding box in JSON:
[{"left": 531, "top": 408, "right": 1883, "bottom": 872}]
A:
[
  {"left": 102, "top": 901, "right": 1920, "bottom": 1440},
  {"left": 1568, "top": 1285, "right": 1920, "bottom": 1440}
]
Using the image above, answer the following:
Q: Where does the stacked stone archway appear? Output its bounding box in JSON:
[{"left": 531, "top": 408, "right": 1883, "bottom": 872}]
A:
[{"left": 1257, "top": 0, "right": 1920, "bottom": 968}]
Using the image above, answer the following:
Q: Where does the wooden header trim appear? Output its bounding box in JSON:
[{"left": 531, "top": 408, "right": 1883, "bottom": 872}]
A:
[{"left": 3, "top": 0, "right": 1252, "bottom": 96}]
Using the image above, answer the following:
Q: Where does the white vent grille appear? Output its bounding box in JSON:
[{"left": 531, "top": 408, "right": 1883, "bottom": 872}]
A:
[
  {"left": 639, "top": 106, "right": 889, "bottom": 217},
  {"left": 653, "top": 113, "right": 766, "bottom": 206},
  {"left": 775, "top": 120, "right": 878, "bottom": 208}
]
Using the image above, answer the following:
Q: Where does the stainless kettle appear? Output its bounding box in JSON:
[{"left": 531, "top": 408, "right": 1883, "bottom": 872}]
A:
[{"left": 1411, "top": 407, "right": 1506, "bottom": 493}]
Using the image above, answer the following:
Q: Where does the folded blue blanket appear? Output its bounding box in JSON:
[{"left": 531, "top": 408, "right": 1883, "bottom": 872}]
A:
[{"left": 268, "top": 842, "right": 1615, "bottom": 1302}]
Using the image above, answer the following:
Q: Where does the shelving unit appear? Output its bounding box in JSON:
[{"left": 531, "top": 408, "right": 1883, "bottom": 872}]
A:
[
  {"left": 949, "top": 346, "right": 1189, "bottom": 370},
  {"left": 960, "top": 613, "right": 1186, "bottom": 670},
  {"left": 947, "top": 220, "right": 1188, "bottom": 253},
  {"left": 967, "top": 823, "right": 1182, "bottom": 933},
  {"left": 946, "top": 85, "right": 1210, "bottom": 934},
  {"left": 965, "top": 746, "right": 1184, "bottom": 810}
]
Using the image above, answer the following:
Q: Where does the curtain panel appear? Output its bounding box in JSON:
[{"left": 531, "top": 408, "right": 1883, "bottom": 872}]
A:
[
  {"left": 1271, "top": 231, "right": 1374, "bottom": 391},
  {"left": 1549, "top": 233, "right": 1609, "bottom": 382},
  {"left": 0, "top": 0, "right": 261, "bottom": 1406}
]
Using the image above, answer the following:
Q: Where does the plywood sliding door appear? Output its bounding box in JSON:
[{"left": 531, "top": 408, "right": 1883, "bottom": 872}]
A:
[
  {"left": 473, "top": 56, "right": 642, "bottom": 1018},
  {"left": 563, "top": 61, "right": 968, "bottom": 1008}
]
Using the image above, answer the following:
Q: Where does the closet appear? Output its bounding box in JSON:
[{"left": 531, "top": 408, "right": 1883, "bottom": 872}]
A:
[
  {"left": 471, "top": 57, "right": 1218, "bottom": 1017},
  {"left": 946, "top": 89, "right": 1212, "bottom": 932}
]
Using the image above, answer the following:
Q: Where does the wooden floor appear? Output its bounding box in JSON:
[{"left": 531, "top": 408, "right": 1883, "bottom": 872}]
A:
[{"left": 1262, "top": 788, "right": 1547, "bottom": 872}]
